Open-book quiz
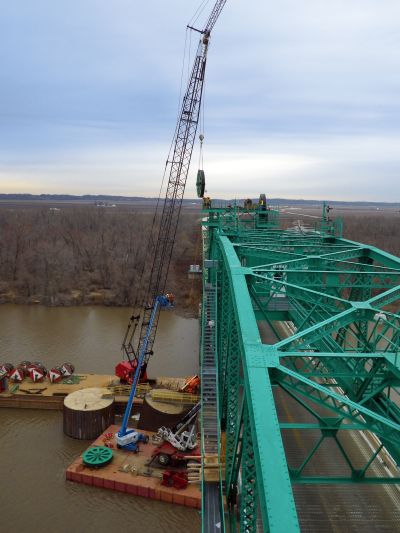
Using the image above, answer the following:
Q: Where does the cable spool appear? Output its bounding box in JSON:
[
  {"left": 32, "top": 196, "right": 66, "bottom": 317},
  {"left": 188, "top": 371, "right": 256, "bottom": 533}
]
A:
[
  {"left": 48, "top": 366, "right": 63, "bottom": 383},
  {"left": 63, "top": 387, "right": 115, "bottom": 440},
  {"left": 19, "top": 361, "right": 31, "bottom": 377},
  {"left": 28, "top": 364, "right": 45, "bottom": 383},
  {"left": 0, "top": 363, "right": 14, "bottom": 377},
  {"left": 9, "top": 366, "right": 25, "bottom": 383},
  {"left": 32, "top": 362, "right": 47, "bottom": 376},
  {"left": 61, "top": 362, "right": 75, "bottom": 377},
  {"left": 82, "top": 446, "right": 113, "bottom": 468},
  {"left": 196, "top": 169, "right": 205, "bottom": 198}
]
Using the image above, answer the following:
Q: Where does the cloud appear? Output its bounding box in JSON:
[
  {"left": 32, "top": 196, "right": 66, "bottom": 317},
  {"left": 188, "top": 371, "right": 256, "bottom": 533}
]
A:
[
  {"left": 0, "top": 1, "right": 399, "bottom": 200},
  {"left": 1, "top": 133, "right": 398, "bottom": 201}
]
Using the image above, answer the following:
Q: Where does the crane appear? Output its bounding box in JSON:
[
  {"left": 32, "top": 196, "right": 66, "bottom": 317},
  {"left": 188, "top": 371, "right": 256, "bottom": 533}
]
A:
[{"left": 116, "top": 0, "right": 227, "bottom": 451}]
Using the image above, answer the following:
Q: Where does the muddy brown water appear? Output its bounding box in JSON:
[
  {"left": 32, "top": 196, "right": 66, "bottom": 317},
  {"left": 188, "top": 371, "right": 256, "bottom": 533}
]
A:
[{"left": 0, "top": 305, "right": 200, "bottom": 533}]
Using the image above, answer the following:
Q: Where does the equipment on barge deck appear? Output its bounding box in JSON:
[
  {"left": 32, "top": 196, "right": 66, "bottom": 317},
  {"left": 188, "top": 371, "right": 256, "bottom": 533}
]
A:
[
  {"left": 157, "top": 401, "right": 201, "bottom": 452},
  {"left": 64, "top": 387, "right": 115, "bottom": 440},
  {"left": 9, "top": 366, "right": 25, "bottom": 382},
  {"left": 179, "top": 375, "right": 200, "bottom": 395},
  {"left": 115, "top": 0, "right": 226, "bottom": 452},
  {"left": 162, "top": 470, "right": 188, "bottom": 490},
  {"left": 28, "top": 363, "right": 47, "bottom": 383},
  {"left": 82, "top": 446, "right": 113, "bottom": 468},
  {"left": 48, "top": 366, "right": 63, "bottom": 383},
  {"left": 150, "top": 441, "right": 201, "bottom": 468},
  {"left": 61, "top": 362, "right": 75, "bottom": 377},
  {"left": 0, "top": 363, "right": 14, "bottom": 377}
]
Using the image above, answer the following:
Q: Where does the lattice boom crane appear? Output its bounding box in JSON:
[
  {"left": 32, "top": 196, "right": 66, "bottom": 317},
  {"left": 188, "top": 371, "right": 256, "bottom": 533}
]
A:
[{"left": 116, "top": 1, "right": 226, "bottom": 451}]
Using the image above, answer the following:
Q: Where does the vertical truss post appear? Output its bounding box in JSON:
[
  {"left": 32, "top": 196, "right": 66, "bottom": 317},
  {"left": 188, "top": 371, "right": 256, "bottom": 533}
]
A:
[
  {"left": 224, "top": 316, "right": 241, "bottom": 493},
  {"left": 240, "top": 402, "right": 258, "bottom": 533},
  {"left": 218, "top": 266, "right": 232, "bottom": 421}
]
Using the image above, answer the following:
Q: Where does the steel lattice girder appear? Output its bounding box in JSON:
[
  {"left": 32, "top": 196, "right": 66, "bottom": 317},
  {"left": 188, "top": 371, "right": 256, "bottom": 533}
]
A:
[{"left": 202, "top": 206, "right": 400, "bottom": 532}]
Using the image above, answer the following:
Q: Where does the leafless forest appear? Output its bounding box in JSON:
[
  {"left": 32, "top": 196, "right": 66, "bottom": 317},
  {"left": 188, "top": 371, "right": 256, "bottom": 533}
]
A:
[
  {"left": 0, "top": 206, "right": 202, "bottom": 314},
  {"left": 0, "top": 205, "right": 397, "bottom": 315},
  {"left": 340, "top": 210, "right": 399, "bottom": 257}
]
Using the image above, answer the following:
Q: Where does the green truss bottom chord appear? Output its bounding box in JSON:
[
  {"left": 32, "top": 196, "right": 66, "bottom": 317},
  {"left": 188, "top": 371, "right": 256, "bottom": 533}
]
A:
[{"left": 82, "top": 446, "right": 113, "bottom": 468}]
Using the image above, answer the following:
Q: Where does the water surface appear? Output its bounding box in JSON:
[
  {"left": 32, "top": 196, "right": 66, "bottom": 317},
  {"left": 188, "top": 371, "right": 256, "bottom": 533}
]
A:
[{"left": 0, "top": 305, "right": 200, "bottom": 533}]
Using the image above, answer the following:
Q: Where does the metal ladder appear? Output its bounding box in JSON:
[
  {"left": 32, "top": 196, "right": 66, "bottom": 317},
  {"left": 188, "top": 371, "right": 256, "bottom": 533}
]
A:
[
  {"left": 202, "top": 283, "right": 223, "bottom": 532},
  {"left": 202, "top": 284, "right": 218, "bottom": 454}
]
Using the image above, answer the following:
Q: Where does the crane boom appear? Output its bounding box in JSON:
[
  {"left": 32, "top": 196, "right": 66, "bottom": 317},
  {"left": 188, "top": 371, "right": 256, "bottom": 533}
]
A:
[
  {"left": 121, "top": 2, "right": 226, "bottom": 371},
  {"left": 116, "top": 1, "right": 226, "bottom": 449},
  {"left": 203, "top": 0, "right": 227, "bottom": 33}
]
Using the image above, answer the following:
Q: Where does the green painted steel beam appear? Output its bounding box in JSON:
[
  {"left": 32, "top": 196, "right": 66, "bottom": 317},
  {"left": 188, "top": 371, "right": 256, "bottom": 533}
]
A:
[
  {"left": 201, "top": 203, "right": 400, "bottom": 531},
  {"left": 219, "top": 235, "right": 300, "bottom": 532},
  {"left": 291, "top": 477, "right": 400, "bottom": 484}
]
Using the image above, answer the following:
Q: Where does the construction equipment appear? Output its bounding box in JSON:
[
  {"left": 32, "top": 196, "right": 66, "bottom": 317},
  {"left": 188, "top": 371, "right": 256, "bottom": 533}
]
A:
[
  {"left": 48, "top": 366, "right": 63, "bottom": 383},
  {"left": 60, "top": 362, "right": 75, "bottom": 377},
  {"left": 161, "top": 470, "right": 188, "bottom": 490},
  {"left": 179, "top": 375, "right": 200, "bottom": 394},
  {"left": 157, "top": 402, "right": 200, "bottom": 451},
  {"left": 115, "top": 0, "right": 226, "bottom": 452},
  {"left": 9, "top": 366, "right": 25, "bottom": 383},
  {"left": 28, "top": 363, "right": 47, "bottom": 383},
  {"left": 0, "top": 363, "right": 14, "bottom": 376},
  {"left": 82, "top": 446, "right": 113, "bottom": 468},
  {"left": 150, "top": 441, "right": 201, "bottom": 468},
  {"left": 149, "top": 389, "right": 199, "bottom": 405}
]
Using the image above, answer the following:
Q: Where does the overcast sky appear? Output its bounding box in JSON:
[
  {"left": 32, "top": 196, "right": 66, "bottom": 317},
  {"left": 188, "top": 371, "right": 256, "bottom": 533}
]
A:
[{"left": 1, "top": 0, "right": 399, "bottom": 200}]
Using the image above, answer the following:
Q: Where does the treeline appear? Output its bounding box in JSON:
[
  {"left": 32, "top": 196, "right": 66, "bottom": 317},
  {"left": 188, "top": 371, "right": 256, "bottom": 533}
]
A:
[
  {"left": 0, "top": 207, "right": 201, "bottom": 313},
  {"left": 340, "top": 211, "right": 399, "bottom": 257},
  {"left": 0, "top": 206, "right": 397, "bottom": 312}
]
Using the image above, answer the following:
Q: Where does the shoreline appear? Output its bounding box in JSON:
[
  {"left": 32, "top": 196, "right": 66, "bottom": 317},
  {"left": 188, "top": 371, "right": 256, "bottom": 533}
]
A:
[{"left": 0, "top": 297, "right": 199, "bottom": 319}]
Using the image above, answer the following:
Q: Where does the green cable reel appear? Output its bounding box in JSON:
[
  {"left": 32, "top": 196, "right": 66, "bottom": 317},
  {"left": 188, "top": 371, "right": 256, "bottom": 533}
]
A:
[
  {"left": 82, "top": 446, "right": 113, "bottom": 468},
  {"left": 196, "top": 170, "right": 205, "bottom": 198}
]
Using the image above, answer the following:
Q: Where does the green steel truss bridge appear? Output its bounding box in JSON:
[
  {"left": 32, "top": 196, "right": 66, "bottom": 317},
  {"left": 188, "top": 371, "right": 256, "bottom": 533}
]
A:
[{"left": 199, "top": 202, "right": 400, "bottom": 532}]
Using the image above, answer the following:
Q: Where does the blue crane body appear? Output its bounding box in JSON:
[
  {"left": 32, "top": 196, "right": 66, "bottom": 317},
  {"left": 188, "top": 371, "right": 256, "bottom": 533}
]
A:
[{"left": 116, "top": 297, "right": 163, "bottom": 451}]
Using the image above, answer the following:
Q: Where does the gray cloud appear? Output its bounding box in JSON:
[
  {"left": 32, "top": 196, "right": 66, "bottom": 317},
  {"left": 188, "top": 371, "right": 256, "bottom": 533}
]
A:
[{"left": 0, "top": 1, "right": 399, "bottom": 200}]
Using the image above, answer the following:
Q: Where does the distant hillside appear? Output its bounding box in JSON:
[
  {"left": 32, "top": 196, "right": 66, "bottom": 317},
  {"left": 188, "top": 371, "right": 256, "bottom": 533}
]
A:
[
  {"left": 0, "top": 193, "right": 152, "bottom": 202},
  {"left": 0, "top": 194, "right": 398, "bottom": 208}
]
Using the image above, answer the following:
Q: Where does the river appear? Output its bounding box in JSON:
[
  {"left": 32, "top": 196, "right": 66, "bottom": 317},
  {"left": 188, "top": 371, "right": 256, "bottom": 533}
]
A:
[{"left": 0, "top": 305, "right": 201, "bottom": 533}]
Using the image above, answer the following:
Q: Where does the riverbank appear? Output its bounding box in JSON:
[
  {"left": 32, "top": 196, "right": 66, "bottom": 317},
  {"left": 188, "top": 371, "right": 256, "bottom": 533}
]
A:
[{"left": 0, "top": 290, "right": 200, "bottom": 318}]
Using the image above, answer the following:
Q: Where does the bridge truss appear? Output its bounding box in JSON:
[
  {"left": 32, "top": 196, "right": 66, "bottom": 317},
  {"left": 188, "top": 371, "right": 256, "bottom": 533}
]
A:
[{"left": 200, "top": 203, "right": 400, "bottom": 532}]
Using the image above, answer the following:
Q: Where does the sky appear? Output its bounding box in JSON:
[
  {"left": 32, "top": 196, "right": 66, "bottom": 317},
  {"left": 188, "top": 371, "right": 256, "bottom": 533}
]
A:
[{"left": 0, "top": 0, "right": 399, "bottom": 201}]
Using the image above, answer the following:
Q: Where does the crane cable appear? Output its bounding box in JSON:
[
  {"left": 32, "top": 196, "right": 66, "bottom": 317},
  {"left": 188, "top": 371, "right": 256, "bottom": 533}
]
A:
[
  {"left": 135, "top": 21, "right": 192, "bottom": 293},
  {"left": 122, "top": 24, "right": 194, "bottom": 353},
  {"left": 198, "top": 70, "right": 207, "bottom": 172},
  {"left": 188, "top": 0, "right": 212, "bottom": 28},
  {"left": 123, "top": 0, "right": 216, "bottom": 355}
]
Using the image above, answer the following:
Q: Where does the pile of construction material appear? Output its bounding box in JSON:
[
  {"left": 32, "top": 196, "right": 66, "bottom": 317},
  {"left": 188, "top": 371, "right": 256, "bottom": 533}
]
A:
[{"left": 0, "top": 361, "right": 75, "bottom": 384}]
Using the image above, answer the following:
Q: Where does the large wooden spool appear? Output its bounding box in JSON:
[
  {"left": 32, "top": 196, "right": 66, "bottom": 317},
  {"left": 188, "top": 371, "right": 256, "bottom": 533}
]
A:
[{"left": 63, "top": 387, "right": 114, "bottom": 440}]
